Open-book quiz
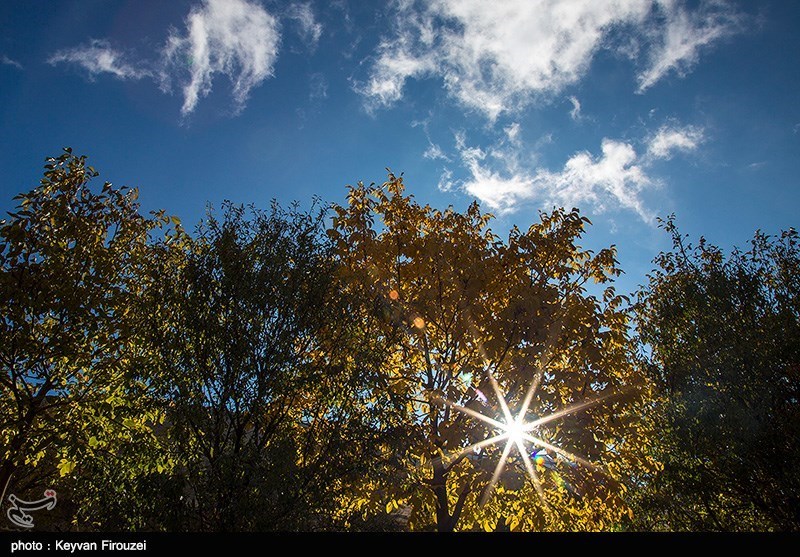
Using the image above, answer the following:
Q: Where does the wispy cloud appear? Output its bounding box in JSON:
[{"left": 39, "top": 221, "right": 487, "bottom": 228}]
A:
[
  {"left": 568, "top": 96, "right": 583, "bottom": 121},
  {"left": 357, "top": 0, "right": 744, "bottom": 120},
  {"left": 504, "top": 122, "right": 521, "bottom": 143},
  {"left": 287, "top": 2, "right": 323, "bottom": 50},
  {"left": 308, "top": 72, "right": 328, "bottom": 101},
  {"left": 1, "top": 54, "right": 23, "bottom": 70},
  {"left": 412, "top": 114, "right": 452, "bottom": 162},
  {"left": 437, "top": 168, "right": 455, "bottom": 192},
  {"left": 48, "top": 39, "right": 150, "bottom": 80},
  {"left": 646, "top": 124, "right": 705, "bottom": 160},
  {"left": 423, "top": 142, "right": 449, "bottom": 161},
  {"left": 161, "top": 0, "right": 281, "bottom": 116},
  {"left": 568, "top": 96, "right": 581, "bottom": 122},
  {"left": 47, "top": 0, "right": 282, "bottom": 117},
  {"left": 637, "top": 0, "right": 745, "bottom": 92}
]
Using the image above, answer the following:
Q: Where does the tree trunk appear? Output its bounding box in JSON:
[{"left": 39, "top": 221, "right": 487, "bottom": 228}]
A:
[
  {"left": 0, "top": 461, "right": 15, "bottom": 505},
  {"left": 432, "top": 461, "right": 453, "bottom": 532},
  {"left": 2, "top": 379, "right": 55, "bottom": 504}
]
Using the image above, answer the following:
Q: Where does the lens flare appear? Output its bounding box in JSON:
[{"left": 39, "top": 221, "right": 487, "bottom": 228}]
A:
[{"left": 434, "top": 365, "right": 623, "bottom": 507}]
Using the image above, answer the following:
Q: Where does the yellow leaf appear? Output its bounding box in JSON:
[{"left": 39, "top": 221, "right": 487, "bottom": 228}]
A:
[{"left": 58, "top": 459, "right": 75, "bottom": 476}]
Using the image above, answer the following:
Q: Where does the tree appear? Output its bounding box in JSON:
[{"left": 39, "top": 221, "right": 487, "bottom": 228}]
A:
[
  {"left": 328, "top": 174, "right": 655, "bottom": 531},
  {"left": 144, "top": 200, "right": 404, "bottom": 531},
  {"left": 631, "top": 218, "right": 800, "bottom": 531},
  {"left": 0, "top": 149, "right": 174, "bottom": 527}
]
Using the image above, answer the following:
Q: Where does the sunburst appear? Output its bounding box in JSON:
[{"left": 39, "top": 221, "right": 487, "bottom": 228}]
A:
[{"left": 435, "top": 364, "right": 619, "bottom": 506}]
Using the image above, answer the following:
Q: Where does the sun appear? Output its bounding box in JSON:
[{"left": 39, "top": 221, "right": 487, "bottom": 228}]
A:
[
  {"left": 503, "top": 418, "right": 525, "bottom": 446},
  {"left": 435, "top": 366, "right": 618, "bottom": 506}
]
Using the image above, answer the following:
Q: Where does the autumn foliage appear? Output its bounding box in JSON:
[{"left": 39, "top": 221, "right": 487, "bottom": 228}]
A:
[
  {"left": 1, "top": 151, "right": 796, "bottom": 531},
  {"left": 328, "top": 175, "right": 656, "bottom": 531}
]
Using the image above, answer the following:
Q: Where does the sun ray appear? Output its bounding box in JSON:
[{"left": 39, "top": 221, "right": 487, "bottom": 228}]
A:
[
  {"left": 486, "top": 369, "right": 514, "bottom": 424},
  {"left": 517, "top": 439, "right": 550, "bottom": 511},
  {"left": 436, "top": 434, "right": 508, "bottom": 468},
  {"left": 522, "top": 389, "right": 624, "bottom": 432},
  {"left": 440, "top": 399, "right": 505, "bottom": 430},
  {"left": 518, "top": 364, "right": 543, "bottom": 418},
  {"left": 517, "top": 357, "right": 547, "bottom": 422},
  {"left": 411, "top": 433, "right": 508, "bottom": 472},
  {"left": 480, "top": 436, "right": 515, "bottom": 506},
  {"left": 520, "top": 432, "right": 598, "bottom": 471}
]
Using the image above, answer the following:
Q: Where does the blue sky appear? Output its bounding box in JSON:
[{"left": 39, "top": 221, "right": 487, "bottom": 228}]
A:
[{"left": 1, "top": 0, "right": 798, "bottom": 295}]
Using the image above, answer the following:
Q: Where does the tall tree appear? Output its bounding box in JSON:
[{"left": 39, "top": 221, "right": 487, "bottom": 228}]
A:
[
  {"left": 631, "top": 218, "right": 800, "bottom": 531},
  {"left": 146, "top": 201, "right": 403, "bottom": 531},
  {"left": 0, "top": 149, "right": 173, "bottom": 525},
  {"left": 329, "top": 174, "right": 655, "bottom": 531}
]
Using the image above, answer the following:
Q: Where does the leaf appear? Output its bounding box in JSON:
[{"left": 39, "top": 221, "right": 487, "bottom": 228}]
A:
[{"left": 58, "top": 459, "right": 76, "bottom": 476}]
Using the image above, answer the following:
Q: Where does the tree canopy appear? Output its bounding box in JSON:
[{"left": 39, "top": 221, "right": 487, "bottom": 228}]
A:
[
  {"left": 1, "top": 151, "right": 796, "bottom": 532},
  {"left": 328, "top": 174, "right": 656, "bottom": 531},
  {"left": 630, "top": 217, "right": 800, "bottom": 531},
  {"left": 143, "top": 200, "right": 403, "bottom": 530}
]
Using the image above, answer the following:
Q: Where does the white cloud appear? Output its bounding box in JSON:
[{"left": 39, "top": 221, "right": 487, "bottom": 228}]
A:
[
  {"left": 358, "top": 0, "right": 744, "bottom": 119},
  {"left": 423, "top": 142, "right": 449, "bottom": 161},
  {"left": 637, "top": 0, "right": 744, "bottom": 92},
  {"left": 437, "top": 168, "right": 455, "bottom": 192},
  {"left": 504, "top": 122, "right": 521, "bottom": 143},
  {"left": 449, "top": 122, "right": 706, "bottom": 222},
  {"left": 646, "top": 124, "right": 704, "bottom": 159},
  {"left": 48, "top": 0, "right": 282, "bottom": 117},
  {"left": 287, "top": 2, "right": 323, "bottom": 50},
  {"left": 568, "top": 96, "right": 582, "bottom": 121},
  {"left": 48, "top": 40, "right": 150, "bottom": 80},
  {"left": 458, "top": 148, "right": 538, "bottom": 214},
  {"left": 456, "top": 135, "right": 655, "bottom": 222},
  {"left": 1, "top": 54, "right": 23, "bottom": 70},
  {"left": 161, "top": 0, "right": 281, "bottom": 116},
  {"left": 356, "top": 9, "right": 438, "bottom": 112},
  {"left": 542, "top": 139, "right": 654, "bottom": 220}
]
